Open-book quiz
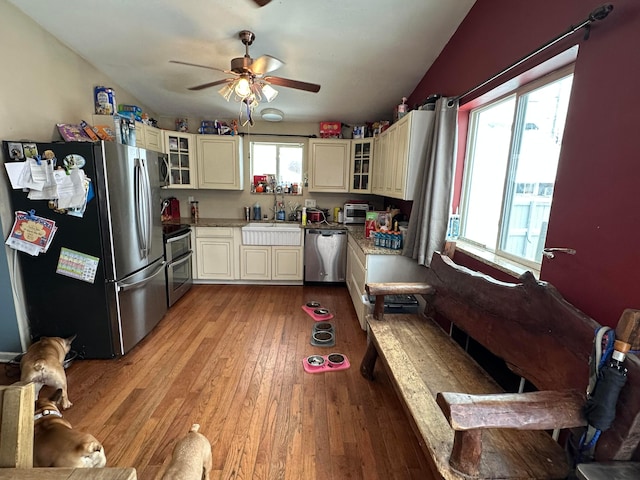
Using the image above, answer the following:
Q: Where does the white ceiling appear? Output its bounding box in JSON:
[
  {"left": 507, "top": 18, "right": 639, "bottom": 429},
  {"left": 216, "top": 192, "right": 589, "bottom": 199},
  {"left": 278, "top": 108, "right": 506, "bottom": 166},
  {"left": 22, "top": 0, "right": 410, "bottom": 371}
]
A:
[{"left": 8, "top": 0, "right": 475, "bottom": 124}]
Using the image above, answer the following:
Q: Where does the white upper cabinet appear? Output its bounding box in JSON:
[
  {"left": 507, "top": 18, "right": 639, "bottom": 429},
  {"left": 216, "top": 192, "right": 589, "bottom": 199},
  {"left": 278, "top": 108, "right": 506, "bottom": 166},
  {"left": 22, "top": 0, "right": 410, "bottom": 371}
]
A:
[
  {"left": 308, "top": 139, "right": 351, "bottom": 193},
  {"left": 164, "top": 131, "right": 197, "bottom": 189},
  {"left": 372, "top": 110, "right": 435, "bottom": 200},
  {"left": 197, "top": 135, "right": 243, "bottom": 190},
  {"left": 350, "top": 138, "right": 374, "bottom": 193}
]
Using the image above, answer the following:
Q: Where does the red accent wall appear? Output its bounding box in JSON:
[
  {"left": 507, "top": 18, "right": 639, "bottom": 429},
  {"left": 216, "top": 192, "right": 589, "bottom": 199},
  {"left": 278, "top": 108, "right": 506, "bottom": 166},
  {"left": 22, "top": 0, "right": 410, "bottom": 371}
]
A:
[{"left": 409, "top": 0, "right": 640, "bottom": 327}]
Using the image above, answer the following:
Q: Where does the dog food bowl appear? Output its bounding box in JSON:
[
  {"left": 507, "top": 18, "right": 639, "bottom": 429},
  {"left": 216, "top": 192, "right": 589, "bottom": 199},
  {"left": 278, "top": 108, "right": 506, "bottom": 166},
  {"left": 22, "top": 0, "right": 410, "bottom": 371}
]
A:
[
  {"left": 315, "top": 322, "right": 333, "bottom": 331},
  {"left": 327, "top": 353, "right": 345, "bottom": 367},
  {"left": 312, "top": 331, "right": 334, "bottom": 344},
  {"left": 306, "top": 355, "right": 325, "bottom": 367},
  {"left": 306, "top": 301, "right": 321, "bottom": 308},
  {"left": 313, "top": 308, "right": 330, "bottom": 316}
]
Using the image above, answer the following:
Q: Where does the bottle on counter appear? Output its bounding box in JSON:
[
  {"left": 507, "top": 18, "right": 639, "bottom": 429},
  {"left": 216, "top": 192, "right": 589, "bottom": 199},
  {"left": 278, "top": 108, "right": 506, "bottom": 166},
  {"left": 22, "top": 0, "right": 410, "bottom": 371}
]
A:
[
  {"left": 190, "top": 201, "right": 199, "bottom": 222},
  {"left": 302, "top": 207, "right": 307, "bottom": 226},
  {"left": 253, "top": 202, "right": 261, "bottom": 221}
]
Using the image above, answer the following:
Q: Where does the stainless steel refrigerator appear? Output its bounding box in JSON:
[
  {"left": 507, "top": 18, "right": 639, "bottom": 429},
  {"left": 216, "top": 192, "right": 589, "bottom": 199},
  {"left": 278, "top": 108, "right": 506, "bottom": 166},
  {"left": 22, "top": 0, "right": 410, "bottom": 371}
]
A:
[{"left": 4, "top": 140, "right": 167, "bottom": 358}]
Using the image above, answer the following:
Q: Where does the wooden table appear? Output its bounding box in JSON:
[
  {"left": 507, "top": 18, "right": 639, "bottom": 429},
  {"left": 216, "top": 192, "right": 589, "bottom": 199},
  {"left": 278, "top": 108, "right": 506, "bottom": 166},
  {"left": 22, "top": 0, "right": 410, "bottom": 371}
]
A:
[{"left": 0, "top": 468, "right": 136, "bottom": 479}]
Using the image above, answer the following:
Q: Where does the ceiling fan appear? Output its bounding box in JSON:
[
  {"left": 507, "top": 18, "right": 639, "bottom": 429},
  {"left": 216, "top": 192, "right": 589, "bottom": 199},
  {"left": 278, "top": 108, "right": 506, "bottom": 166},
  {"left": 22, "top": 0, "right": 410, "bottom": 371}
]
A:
[{"left": 170, "top": 30, "right": 321, "bottom": 95}]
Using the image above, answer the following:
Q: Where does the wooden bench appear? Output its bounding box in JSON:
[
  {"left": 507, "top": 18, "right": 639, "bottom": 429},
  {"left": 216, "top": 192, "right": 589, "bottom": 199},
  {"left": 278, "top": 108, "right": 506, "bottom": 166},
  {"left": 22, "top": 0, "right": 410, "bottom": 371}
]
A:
[
  {"left": 0, "top": 382, "right": 137, "bottom": 479},
  {"left": 360, "top": 253, "right": 640, "bottom": 479}
]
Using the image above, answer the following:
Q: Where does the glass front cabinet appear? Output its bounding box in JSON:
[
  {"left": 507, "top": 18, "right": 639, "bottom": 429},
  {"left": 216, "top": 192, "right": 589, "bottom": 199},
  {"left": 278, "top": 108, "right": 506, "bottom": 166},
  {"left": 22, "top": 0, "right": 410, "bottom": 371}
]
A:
[
  {"left": 350, "top": 138, "right": 373, "bottom": 193},
  {"left": 164, "top": 132, "right": 197, "bottom": 189}
]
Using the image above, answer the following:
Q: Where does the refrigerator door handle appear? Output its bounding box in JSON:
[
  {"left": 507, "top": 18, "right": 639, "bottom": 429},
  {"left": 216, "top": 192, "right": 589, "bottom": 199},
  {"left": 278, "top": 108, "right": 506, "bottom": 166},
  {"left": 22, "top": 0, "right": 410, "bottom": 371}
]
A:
[
  {"left": 134, "top": 158, "right": 153, "bottom": 257},
  {"left": 117, "top": 260, "right": 166, "bottom": 293}
]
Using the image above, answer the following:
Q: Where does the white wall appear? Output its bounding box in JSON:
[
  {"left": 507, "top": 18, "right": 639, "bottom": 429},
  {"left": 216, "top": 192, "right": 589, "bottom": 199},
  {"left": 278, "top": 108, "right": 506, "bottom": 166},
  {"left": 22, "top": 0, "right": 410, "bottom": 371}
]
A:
[{"left": 0, "top": 0, "right": 155, "bottom": 356}]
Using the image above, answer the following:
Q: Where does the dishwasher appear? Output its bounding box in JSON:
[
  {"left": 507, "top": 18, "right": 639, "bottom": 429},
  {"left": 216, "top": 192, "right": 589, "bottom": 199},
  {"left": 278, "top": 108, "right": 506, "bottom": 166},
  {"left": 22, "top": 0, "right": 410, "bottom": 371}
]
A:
[{"left": 304, "top": 229, "right": 347, "bottom": 282}]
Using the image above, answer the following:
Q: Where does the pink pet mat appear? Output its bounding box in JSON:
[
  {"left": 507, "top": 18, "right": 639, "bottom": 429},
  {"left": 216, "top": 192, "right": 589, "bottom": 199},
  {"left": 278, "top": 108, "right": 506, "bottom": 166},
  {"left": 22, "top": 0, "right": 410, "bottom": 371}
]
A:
[
  {"left": 302, "top": 305, "right": 334, "bottom": 321},
  {"left": 302, "top": 354, "right": 350, "bottom": 374}
]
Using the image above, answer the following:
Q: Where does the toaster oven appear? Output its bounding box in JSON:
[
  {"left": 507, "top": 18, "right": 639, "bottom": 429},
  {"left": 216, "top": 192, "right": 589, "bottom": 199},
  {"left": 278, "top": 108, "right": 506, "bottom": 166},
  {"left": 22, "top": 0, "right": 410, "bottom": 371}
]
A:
[{"left": 343, "top": 203, "right": 370, "bottom": 224}]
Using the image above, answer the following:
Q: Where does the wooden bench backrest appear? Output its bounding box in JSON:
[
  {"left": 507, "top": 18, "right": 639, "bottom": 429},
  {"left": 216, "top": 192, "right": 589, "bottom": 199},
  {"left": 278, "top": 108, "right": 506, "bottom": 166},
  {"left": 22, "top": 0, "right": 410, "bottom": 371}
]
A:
[
  {"left": 0, "top": 382, "right": 35, "bottom": 468},
  {"left": 423, "top": 253, "right": 640, "bottom": 461}
]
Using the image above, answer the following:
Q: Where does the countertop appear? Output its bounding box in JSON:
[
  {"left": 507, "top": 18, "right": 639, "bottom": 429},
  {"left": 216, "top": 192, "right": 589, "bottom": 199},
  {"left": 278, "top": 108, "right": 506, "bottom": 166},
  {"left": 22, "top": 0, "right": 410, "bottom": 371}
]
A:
[{"left": 164, "top": 218, "right": 403, "bottom": 256}]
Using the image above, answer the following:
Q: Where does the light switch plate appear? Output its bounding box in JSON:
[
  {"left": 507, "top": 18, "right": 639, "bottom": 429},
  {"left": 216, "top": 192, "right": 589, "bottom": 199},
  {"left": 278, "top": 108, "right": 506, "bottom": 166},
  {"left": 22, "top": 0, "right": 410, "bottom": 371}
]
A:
[{"left": 305, "top": 199, "right": 316, "bottom": 208}]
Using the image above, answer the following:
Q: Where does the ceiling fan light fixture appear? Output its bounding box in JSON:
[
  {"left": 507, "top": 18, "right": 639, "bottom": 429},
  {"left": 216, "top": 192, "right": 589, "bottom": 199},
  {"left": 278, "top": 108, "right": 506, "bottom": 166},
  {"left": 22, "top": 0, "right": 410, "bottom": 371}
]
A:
[
  {"left": 261, "top": 108, "right": 284, "bottom": 122},
  {"left": 218, "top": 83, "right": 234, "bottom": 101},
  {"left": 234, "top": 77, "right": 251, "bottom": 97},
  {"left": 261, "top": 83, "right": 278, "bottom": 102}
]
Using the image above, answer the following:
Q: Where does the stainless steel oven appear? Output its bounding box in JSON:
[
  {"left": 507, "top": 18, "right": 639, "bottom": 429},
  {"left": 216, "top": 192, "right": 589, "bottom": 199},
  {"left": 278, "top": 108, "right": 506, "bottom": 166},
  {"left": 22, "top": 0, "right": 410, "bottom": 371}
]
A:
[{"left": 163, "top": 224, "right": 193, "bottom": 307}]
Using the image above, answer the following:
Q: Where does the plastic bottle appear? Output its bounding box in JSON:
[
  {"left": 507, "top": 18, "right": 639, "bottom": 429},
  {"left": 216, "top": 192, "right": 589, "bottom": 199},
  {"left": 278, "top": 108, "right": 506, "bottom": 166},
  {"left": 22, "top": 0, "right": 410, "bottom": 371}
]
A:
[
  {"left": 253, "top": 202, "right": 261, "bottom": 221},
  {"left": 190, "top": 201, "right": 199, "bottom": 222},
  {"left": 302, "top": 207, "right": 307, "bottom": 226}
]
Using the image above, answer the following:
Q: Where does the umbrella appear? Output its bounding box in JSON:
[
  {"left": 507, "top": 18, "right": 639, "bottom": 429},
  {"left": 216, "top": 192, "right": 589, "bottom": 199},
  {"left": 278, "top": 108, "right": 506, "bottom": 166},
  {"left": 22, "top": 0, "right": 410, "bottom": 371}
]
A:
[{"left": 576, "top": 309, "right": 640, "bottom": 463}]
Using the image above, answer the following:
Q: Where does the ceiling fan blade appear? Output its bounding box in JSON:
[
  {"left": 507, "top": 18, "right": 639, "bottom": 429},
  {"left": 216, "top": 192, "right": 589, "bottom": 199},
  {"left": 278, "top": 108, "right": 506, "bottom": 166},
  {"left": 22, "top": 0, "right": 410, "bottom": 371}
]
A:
[
  {"left": 250, "top": 55, "right": 284, "bottom": 75},
  {"left": 264, "top": 76, "right": 321, "bottom": 93},
  {"left": 188, "top": 79, "right": 232, "bottom": 91},
  {"left": 170, "top": 60, "right": 229, "bottom": 74},
  {"left": 252, "top": 0, "right": 272, "bottom": 6}
]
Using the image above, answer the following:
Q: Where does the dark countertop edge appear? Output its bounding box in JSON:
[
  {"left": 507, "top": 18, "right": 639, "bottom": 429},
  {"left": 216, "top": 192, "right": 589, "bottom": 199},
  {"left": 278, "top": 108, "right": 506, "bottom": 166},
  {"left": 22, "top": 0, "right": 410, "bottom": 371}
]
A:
[{"left": 163, "top": 218, "right": 402, "bottom": 255}]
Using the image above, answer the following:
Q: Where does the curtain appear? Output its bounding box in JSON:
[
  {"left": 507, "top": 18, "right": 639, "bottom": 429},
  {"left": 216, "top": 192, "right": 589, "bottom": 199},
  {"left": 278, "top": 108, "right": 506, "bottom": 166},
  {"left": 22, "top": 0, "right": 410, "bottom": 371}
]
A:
[{"left": 402, "top": 97, "right": 459, "bottom": 266}]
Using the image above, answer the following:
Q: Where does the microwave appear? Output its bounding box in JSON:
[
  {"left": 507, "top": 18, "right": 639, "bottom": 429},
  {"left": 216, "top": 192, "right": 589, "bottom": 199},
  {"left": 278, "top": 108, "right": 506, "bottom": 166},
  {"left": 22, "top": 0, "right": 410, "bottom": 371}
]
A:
[{"left": 343, "top": 203, "right": 370, "bottom": 224}]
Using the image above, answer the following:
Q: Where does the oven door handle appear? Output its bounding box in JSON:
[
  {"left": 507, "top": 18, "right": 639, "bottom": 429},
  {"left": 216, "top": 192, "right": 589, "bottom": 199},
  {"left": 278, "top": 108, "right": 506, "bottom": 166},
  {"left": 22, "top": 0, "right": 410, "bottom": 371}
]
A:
[
  {"left": 168, "top": 250, "right": 193, "bottom": 267},
  {"left": 166, "top": 231, "right": 191, "bottom": 244}
]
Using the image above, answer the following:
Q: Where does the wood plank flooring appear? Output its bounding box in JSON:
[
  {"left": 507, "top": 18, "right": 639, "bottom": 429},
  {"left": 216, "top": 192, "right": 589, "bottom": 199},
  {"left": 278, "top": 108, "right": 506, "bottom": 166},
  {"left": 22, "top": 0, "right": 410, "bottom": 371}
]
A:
[{"left": 1, "top": 284, "right": 437, "bottom": 480}]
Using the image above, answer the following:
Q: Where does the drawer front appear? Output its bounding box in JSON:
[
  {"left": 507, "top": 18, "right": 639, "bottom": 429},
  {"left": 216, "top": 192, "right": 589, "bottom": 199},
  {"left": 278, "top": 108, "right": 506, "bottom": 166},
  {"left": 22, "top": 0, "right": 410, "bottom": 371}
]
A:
[
  {"left": 196, "top": 227, "right": 234, "bottom": 238},
  {"left": 348, "top": 233, "right": 367, "bottom": 266}
]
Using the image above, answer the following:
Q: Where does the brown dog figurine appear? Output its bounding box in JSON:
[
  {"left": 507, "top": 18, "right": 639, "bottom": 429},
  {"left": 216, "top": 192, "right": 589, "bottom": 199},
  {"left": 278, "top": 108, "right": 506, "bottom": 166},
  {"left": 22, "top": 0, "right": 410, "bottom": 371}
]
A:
[
  {"left": 33, "top": 388, "right": 107, "bottom": 468},
  {"left": 20, "top": 335, "right": 75, "bottom": 409},
  {"left": 162, "top": 424, "right": 212, "bottom": 480}
]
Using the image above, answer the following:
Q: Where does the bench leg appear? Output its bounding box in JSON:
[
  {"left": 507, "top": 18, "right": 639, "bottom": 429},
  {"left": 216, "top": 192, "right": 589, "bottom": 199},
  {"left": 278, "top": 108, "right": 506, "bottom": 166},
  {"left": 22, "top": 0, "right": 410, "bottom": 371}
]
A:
[
  {"left": 360, "top": 340, "right": 378, "bottom": 380},
  {"left": 450, "top": 430, "right": 482, "bottom": 477}
]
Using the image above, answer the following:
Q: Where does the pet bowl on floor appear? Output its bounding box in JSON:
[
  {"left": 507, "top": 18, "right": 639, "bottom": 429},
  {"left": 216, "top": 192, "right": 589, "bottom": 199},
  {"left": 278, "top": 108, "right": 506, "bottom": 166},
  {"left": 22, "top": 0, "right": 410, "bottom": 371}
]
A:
[
  {"left": 313, "top": 308, "right": 330, "bottom": 316},
  {"left": 306, "top": 355, "right": 325, "bottom": 367},
  {"left": 312, "top": 331, "right": 334, "bottom": 344},
  {"left": 306, "top": 301, "right": 321, "bottom": 308},
  {"left": 315, "top": 322, "right": 333, "bottom": 331},
  {"left": 327, "top": 353, "right": 346, "bottom": 367}
]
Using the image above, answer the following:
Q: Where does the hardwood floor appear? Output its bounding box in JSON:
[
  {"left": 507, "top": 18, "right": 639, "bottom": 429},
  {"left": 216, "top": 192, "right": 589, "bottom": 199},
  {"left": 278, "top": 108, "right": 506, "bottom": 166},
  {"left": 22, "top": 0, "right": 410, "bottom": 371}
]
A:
[{"left": 2, "top": 284, "right": 436, "bottom": 480}]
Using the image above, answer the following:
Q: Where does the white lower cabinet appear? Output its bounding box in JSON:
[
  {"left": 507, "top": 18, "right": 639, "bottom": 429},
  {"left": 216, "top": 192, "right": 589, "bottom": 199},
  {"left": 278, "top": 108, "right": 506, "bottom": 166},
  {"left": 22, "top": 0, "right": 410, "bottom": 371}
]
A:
[
  {"left": 195, "top": 227, "right": 240, "bottom": 280},
  {"left": 240, "top": 245, "right": 304, "bottom": 282},
  {"left": 346, "top": 233, "right": 429, "bottom": 330}
]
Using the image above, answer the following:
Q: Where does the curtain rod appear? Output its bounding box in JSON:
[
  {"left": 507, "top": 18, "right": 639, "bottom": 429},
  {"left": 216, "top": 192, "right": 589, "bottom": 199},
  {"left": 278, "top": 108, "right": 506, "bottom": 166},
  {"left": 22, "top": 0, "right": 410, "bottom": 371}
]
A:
[
  {"left": 448, "top": 4, "right": 613, "bottom": 107},
  {"left": 238, "top": 133, "right": 317, "bottom": 138}
]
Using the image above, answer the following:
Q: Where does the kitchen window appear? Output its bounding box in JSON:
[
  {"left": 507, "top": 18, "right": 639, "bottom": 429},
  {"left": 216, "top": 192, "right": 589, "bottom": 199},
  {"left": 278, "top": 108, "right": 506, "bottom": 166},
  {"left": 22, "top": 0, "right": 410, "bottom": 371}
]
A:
[
  {"left": 459, "top": 66, "right": 574, "bottom": 270},
  {"left": 250, "top": 142, "right": 303, "bottom": 190}
]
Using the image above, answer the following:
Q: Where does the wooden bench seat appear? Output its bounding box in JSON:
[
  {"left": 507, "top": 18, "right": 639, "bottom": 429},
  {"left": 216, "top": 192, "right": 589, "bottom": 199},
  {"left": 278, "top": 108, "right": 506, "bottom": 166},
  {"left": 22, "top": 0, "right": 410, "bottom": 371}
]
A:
[{"left": 360, "top": 253, "right": 640, "bottom": 479}]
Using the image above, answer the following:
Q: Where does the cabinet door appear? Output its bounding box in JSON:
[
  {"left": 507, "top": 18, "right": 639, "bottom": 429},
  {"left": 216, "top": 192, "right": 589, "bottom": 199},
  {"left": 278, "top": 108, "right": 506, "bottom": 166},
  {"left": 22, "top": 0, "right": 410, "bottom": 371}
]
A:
[
  {"left": 308, "top": 139, "right": 350, "bottom": 192},
  {"left": 144, "top": 126, "right": 164, "bottom": 153},
  {"left": 371, "top": 135, "right": 386, "bottom": 194},
  {"left": 196, "top": 238, "right": 235, "bottom": 280},
  {"left": 135, "top": 122, "right": 146, "bottom": 149},
  {"left": 197, "top": 136, "right": 243, "bottom": 190},
  {"left": 164, "top": 132, "right": 197, "bottom": 189},
  {"left": 392, "top": 117, "right": 411, "bottom": 198},
  {"left": 240, "top": 246, "right": 271, "bottom": 280},
  {"left": 350, "top": 139, "right": 373, "bottom": 193},
  {"left": 272, "top": 246, "right": 303, "bottom": 280},
  {"left": 384, "top": 126, "right": 397, "bottom": 195}
]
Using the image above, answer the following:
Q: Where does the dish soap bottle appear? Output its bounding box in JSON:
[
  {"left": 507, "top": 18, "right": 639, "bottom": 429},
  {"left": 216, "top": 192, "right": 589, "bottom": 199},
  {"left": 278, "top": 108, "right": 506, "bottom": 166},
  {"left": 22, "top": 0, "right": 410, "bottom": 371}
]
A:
[{"left": 253, "top": 202, "right": 261, "bottom": 221}]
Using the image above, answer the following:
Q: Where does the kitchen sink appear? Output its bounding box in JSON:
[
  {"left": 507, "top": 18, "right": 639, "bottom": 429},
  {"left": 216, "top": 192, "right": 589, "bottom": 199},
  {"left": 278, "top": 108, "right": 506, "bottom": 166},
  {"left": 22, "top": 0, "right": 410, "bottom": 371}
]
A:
[{"left": 241, "top": 222, "right": 302, "bottom": 245}]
